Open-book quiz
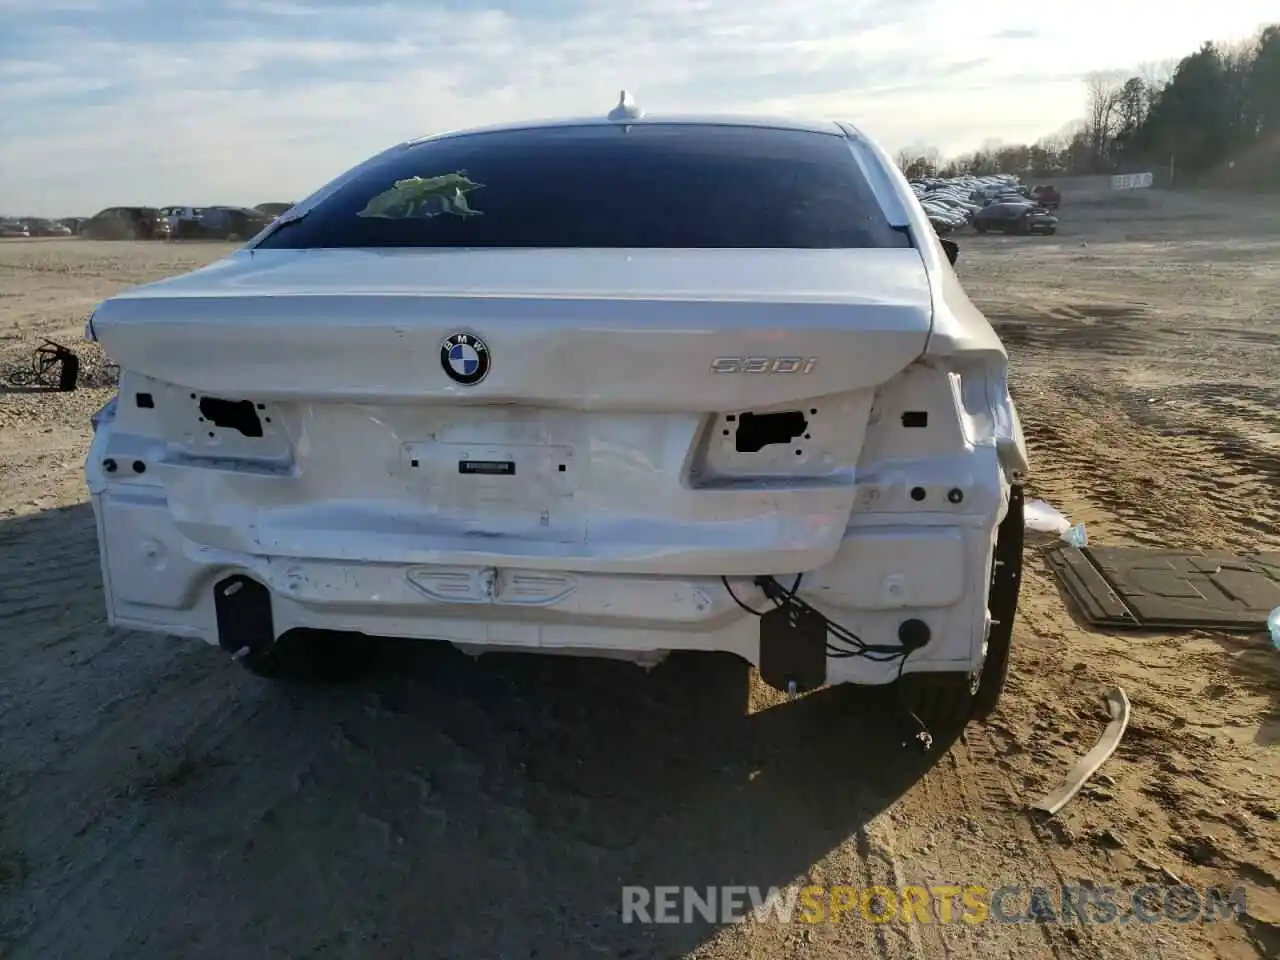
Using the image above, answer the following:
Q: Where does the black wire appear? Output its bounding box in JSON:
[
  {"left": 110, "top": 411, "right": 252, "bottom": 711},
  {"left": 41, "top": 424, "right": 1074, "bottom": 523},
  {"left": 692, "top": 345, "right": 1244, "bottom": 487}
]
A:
[
  {"left": 721, "top": 576, "right": 771, "bottom": 616},
  {"left": 725, "top": 572, "right": 934, "bottom": 747},
  {"left": 758, "top": 576, "right": 907, "bottom": 661},
  {"left": 723, "top": 573, "right": 914, "bottom": 664},
  {"left": 720, "top": 573, "right": 800, "bottom": 617}
]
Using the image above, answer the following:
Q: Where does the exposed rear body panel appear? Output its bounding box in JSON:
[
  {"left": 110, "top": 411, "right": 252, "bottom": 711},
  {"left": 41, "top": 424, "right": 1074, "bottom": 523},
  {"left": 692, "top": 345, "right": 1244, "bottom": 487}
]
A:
[
  {"left": 84, "top": 112, "right": 1028, "bottom": 698},
  {"left": 87, "top": 246, "right": 938, "bottom": 579}
]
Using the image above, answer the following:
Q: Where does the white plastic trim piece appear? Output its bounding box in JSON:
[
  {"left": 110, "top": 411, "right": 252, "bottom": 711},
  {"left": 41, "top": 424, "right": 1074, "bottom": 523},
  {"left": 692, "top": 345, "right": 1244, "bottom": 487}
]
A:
[{"left": 1031, "top": 686, "right": 1131, "bottom": 816}]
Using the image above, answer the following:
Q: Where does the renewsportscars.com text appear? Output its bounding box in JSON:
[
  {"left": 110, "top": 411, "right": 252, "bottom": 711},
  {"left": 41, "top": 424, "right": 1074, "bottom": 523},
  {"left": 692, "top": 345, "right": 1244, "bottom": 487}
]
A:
[{"left": 621, "top": 884, "right": 1247, "bottom": 926}]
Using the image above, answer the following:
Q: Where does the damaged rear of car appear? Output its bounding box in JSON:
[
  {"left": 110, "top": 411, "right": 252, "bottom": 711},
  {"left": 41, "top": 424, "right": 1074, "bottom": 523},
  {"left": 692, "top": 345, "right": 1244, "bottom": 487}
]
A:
[{"left": 85, "top": 108, "right": 1029, "bottom": 728}]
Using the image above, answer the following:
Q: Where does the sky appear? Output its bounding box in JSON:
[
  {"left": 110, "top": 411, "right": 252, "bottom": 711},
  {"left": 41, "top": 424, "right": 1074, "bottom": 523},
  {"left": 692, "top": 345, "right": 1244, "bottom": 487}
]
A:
[{"left": 1, "top": 0, "right": 1276, "bottom": 216}]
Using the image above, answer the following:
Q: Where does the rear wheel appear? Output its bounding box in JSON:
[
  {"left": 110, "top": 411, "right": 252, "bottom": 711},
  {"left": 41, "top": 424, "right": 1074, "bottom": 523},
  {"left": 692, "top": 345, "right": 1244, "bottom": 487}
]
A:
[
  {"left": 899, "top": 670, "right": 980, "bottom": 732},
  {"left": 900, "top": 483, "right": 1025, "bottom": 730},
  {"left": 975, "top": 221, "right": 989, "bottom": 233},
  {"left": 973, "top": 484, "right": 1023, "bottom": 717}
]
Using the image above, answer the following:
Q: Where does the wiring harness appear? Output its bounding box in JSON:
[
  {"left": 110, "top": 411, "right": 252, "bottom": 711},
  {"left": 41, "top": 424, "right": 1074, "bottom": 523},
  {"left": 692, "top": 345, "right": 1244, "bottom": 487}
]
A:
[
  {"left": 722, "top": 573, "right": 936, "bottom": 748},
  {"left": 721, "top": 574, "right": 927, "bottom": 671}
]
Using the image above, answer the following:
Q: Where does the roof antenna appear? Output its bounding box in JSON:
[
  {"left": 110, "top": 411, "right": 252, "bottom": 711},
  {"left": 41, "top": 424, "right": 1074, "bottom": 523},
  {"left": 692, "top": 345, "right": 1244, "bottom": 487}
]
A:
[{"left": 607, "top": 89, "right": 643, "bottom": 122}]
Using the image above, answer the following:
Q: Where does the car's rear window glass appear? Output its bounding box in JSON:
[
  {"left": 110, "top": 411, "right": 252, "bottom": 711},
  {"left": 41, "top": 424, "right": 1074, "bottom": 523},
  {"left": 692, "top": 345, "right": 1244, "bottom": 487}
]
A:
[{"left": 255, "top": 123, "right": 908, "bottom": 250}]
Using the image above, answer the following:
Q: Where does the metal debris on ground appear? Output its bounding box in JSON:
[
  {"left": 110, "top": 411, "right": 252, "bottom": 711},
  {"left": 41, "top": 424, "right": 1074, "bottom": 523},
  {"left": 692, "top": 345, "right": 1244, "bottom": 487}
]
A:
[
  {"left": 5, "top": 338, "right": 80, "bottom": 391},
  {"left": 1031, "top": 686, "right": 1130, "bottom": 816}
]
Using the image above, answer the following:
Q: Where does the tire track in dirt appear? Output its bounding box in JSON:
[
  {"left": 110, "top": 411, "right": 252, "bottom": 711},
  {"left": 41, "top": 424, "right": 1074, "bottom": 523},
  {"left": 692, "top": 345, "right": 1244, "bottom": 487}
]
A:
[
  {"left": 1013, "top": 371, "right": 1280, "bottom": 553},
  {"left": 985, "top": 286, "right": 1280, "bottom": 552},
  {"left": 887, "top": 738, "right": 1081, "bottom": 960}
]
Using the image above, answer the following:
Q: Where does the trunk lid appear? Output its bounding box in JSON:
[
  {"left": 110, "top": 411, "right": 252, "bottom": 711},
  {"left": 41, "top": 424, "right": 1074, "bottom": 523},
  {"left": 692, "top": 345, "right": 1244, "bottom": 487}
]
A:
[{"left": 92, "top": 247, "right": 932, "bottom": 409}]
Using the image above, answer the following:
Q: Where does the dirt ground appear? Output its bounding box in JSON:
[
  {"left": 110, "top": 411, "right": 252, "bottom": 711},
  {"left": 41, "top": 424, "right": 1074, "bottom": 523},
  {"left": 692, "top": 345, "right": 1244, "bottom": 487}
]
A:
[{"left": 1, "top": 186, "right": 1278, "bottom": 960}]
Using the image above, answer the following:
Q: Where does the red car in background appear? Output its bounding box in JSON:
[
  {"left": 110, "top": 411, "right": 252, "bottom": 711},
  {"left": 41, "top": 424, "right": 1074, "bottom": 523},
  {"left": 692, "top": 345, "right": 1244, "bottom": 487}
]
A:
[{"left": 1031, "top": 184, "right": 1061, "bottom": 209}]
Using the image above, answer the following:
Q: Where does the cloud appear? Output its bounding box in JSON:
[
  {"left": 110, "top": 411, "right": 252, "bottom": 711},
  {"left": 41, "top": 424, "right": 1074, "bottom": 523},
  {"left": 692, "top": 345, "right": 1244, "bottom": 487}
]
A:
[
  {"left": 992, "top": 27, "right": 1040, "bottom": 40},
  {"left": 2, "top": 0, "right": 1277, "bottom": 215}
]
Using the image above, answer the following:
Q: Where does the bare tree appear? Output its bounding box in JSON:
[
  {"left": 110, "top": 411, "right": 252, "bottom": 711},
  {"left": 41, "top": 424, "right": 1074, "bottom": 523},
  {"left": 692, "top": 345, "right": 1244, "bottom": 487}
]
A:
[
  {"left": 1217, "top": 33, "right": 1257, "bottom": 67},
  {"left": 894, "top": 143, "right": 945, "bottom": 178},
  {"left": 1138, "top": 58, "right": 1177, "bottom": 90},
  {"left": 1037, "top": 130, "right": 1071, "bottom": 155},
  {"left": 1084, "top": 71, "right": 1125, "bottom": 169}
]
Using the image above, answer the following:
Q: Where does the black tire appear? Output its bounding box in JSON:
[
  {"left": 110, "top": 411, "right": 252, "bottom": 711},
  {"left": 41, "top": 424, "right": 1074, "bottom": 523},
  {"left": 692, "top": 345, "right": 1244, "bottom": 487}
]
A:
[
  {"left": 975, "top": 221, "right": 989, "bottom": 233},
  {"left": 237, "top": 629, "right": 379, "bottom": 683},
  {"left": 900, "top": 670, "right": 980, "bottom": 733},
  {"left": 901, "top": 483, "right": 1025, "bottom": 729},
  {"left": 973, "top": 484, "right": 1024, "bottom": 718}
]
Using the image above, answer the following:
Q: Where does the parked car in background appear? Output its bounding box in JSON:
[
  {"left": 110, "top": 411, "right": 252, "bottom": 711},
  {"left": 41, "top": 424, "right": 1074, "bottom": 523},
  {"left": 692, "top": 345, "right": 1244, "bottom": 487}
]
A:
[
  {"left": 160, "top": 206, "right": 205, "bottom": 239},
  {"left": 79, "top": 207, "right": 166, "bottom": 240},
  {"left": 0, "top": 219, "right": 31, "bottom": 238},
  {"left": 1031, "top": 184, "right": 1061, "bottom": 209},
  {"left": 158, "top": 206, "right": 269, "bottom": 240},
  {"left": 196, "top": 206, "right": 273, "bottom": 240},
  {"left": 20, "top": 217, "right": 73, "bottom": 237},
  {"left": 973, "top": 201, "right": 1058, "bottom": 235},
  {"left": 254, "top": 202, "right": 295, "bottom": 219},
  {"left": 59, "top": 217, "right": 86, "bottom": 235}
]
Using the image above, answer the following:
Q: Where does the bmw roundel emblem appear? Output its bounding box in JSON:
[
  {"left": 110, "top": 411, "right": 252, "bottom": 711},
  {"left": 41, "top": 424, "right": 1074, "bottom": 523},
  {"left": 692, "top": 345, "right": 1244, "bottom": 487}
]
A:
[{"left": 440, "top": 332, "right": 491, "bottom": 386}]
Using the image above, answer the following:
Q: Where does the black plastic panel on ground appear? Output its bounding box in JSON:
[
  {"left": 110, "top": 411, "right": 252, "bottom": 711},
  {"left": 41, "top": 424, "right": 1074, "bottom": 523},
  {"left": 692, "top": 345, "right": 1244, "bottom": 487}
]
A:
[{"left": 1046, "top": 545, "right": 1280, "bottom": 631}]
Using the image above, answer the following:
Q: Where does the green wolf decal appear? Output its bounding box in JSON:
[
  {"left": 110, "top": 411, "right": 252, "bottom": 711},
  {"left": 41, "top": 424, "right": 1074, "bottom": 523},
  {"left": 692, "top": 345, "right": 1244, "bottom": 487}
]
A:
[{"left": 356, "top": 171, "right": 485, "bottom": 219}]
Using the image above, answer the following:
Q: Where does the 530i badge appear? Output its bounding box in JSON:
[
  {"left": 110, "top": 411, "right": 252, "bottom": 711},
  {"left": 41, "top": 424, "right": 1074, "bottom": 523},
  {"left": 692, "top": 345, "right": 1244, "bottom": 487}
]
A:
[{"left": 710, "top": 357, "right": 818, "bottom": 374}]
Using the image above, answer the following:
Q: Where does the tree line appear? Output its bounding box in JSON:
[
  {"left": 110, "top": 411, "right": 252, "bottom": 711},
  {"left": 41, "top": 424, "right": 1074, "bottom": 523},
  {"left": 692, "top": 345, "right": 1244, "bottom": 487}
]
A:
[{"left": 895, "top": 23, "right": 1280, "bottom": 187}]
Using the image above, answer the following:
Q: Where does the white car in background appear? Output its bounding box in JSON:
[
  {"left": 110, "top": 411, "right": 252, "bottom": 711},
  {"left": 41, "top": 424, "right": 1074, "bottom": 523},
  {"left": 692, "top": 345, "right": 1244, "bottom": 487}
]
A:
[{"left": 84, "top": 94, "right": 1029, "bottom": 731}]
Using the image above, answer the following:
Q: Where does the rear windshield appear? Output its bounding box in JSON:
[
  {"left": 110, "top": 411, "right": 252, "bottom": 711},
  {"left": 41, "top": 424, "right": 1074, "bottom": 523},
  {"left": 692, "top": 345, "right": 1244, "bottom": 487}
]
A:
[{"left": 256, "top": 123, "right": 908, "bottom": 250}]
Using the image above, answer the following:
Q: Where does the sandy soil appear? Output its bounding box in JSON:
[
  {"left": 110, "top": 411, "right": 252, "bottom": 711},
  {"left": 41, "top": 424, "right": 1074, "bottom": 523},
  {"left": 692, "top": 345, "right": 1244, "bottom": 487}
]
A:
[{"left": 1, "top": 188, "right": 1278, "bottom": 960}]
